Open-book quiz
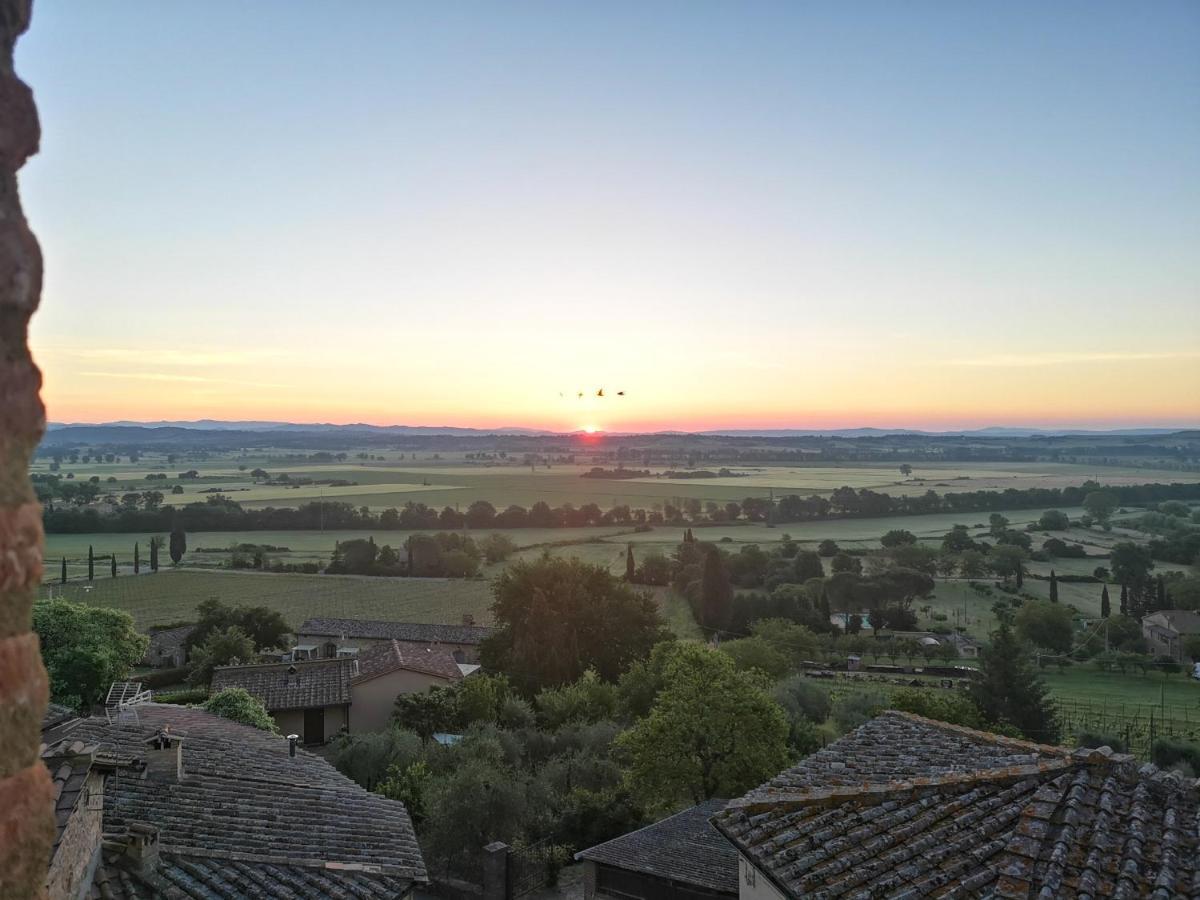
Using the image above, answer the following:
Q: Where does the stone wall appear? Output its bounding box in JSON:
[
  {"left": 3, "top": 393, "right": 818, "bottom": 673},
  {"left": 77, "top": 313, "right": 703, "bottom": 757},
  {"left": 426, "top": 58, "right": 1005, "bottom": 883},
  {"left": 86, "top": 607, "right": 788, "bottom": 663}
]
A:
[
  {"left": 0, "top": 0, "right": 55, "bottom": 895},
  {"left": 45, "top": 771, "right": 103, "bottom": 900}
]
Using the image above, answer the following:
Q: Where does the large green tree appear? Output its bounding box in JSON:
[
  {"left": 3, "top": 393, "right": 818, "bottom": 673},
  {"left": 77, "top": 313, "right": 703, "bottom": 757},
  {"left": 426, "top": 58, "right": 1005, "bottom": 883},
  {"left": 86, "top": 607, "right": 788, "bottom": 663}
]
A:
[
  {"left": 1083, "top": 490, "right": 1119, "bottom": 524},
  {"left": 1014, "top": 599, "right": 1074, "bottom": 654},
  {"left": 33, "top": 599, "right": 148, "bottom": 709},
  {"left": 481, "top": 557, "right": 669, "bottom": 694},
  {"left": 969, "top": 621, "right": 1059, "bottom": 743},
  {"left": 188, "top": 626, "right": 256, "bottom": 686},
  {"left": 699, "top": 546, "right": 733, "bottom": 631},
  {"left": 1110, "top": 542, "right": 1154, "bottom": 588},
  {"left": 617, "top": 643, "right": 789, "bottom": 809}
]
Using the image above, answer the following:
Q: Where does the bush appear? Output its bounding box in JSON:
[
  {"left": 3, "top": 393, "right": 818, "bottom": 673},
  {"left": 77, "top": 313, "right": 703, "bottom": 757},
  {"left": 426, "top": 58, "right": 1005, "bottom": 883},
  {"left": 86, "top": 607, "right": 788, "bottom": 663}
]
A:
[
  {"left": 1151, "top": 737, "right": 1200, "bottom": 776},
  {"left": 139, "top": 666, "right": 191, "bottom": 689},
  {"left": 202, "top": 687, "right": 279, "bottom": 733},
  {"left": 830, "top": 690, "right": 886, "bottom": 733},
  {"left": 152, "top": 687, "right": 209, "bottom": 705},
  {"left": 772, "top": 675, "right": 832, "bottom": 723}
]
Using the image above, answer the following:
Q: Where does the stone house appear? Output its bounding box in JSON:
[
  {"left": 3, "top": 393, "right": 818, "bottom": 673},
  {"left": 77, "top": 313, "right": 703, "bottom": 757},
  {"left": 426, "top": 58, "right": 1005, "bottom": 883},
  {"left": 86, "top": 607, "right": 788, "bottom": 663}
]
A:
[
  {"left": 212, "top": 639, "right": 475, "bottom": 742},
  {"left": 41, "top": 702, "right": 427, "bottom": 897},
  {"left": 294, "top": 615, "right": 493, "bottom": 664},
  {"left": 139, "top": 624, "right": 195, "bottom": 668},
  {"left": 1142, "top": 609, "right": 1200, "bottom": 662}
]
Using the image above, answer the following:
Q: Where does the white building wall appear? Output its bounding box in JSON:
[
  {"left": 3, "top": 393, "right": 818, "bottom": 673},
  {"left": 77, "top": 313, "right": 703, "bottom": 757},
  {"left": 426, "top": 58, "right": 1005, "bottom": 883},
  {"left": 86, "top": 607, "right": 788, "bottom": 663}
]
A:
[{"left": 738, "top": 854, "right": 787, "bottom": 900}]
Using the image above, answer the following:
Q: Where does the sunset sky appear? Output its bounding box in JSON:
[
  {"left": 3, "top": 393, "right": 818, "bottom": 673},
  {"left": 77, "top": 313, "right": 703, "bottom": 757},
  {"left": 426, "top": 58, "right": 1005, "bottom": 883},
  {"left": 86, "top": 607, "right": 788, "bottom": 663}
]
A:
[{"left": 18, "top": 1, "right": 1200, "bottom": 433}]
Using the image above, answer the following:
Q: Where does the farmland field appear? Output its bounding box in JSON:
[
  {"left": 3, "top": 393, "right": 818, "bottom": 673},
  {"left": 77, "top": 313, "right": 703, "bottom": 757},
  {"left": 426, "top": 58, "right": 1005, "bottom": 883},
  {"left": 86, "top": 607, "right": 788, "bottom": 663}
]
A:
[
  {"left": 31, "top": 451, "right": 1200, "bottom": 513},
  {"left": 38, "top": 569, "right": 495, "bottom": 631}
]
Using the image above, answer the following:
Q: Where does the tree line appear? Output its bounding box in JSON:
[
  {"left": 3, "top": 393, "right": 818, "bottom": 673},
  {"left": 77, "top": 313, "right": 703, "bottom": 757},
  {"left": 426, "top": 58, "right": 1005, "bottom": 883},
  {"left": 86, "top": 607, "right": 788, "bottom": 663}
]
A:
[{"left": 40, "top": 479, "right": 1200, "bottom": 534}]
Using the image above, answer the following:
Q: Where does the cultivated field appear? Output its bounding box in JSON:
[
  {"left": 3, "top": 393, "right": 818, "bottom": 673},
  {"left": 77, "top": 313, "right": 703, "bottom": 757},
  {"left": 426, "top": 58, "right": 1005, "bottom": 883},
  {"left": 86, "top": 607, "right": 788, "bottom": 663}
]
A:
[
  {"left": 32, "top": 451, "right": 1200, "bottom": 513},
  {"left": 39, "top": 569, "right": 496, "bottom": 631}
]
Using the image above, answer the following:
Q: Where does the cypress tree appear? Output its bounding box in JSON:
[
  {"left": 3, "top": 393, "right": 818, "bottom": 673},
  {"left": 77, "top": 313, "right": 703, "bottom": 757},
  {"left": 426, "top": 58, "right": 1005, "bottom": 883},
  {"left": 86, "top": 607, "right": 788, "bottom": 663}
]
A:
[
  {"left": 169, "top": 527, "right": 187, "bottom": 565},
  {"left": 149, "top": 537, "right": 159, "bottom": 572},
  {"left": 625, "top": 544, "right": 636, "bottom": 582},
  {"left": 1048, "top": 570, "right": 1058, "bottom": 603},
  {"left": 87, "top": 544, "right": 94, "bottom": 581},
  {"left": 60, "top": 556, "right": 67, "bottom": 584},
  {"left": 699, "top": 546, "right": 732, "bottom": 633},
  {"left": 1119, "top": 583, "right": 1128, "bottom": 616},
  {"left": 969, "top": 619, "right": 1059, "bottom": 743},
  {"left": 1156, "top": 575, "right": 1166, "bottom": 611},
  {"left": 111, "top": 555, "right": 117, "bottom": 577},
  {"left": 1100, "top": 584, "right": 1110, "bottom": 619},
  {"left": 1015, "top": 561, "right": 1023, "bottom": 590},
  {"left": 134, "top": 542, "right": 140, "bottom": 574}
]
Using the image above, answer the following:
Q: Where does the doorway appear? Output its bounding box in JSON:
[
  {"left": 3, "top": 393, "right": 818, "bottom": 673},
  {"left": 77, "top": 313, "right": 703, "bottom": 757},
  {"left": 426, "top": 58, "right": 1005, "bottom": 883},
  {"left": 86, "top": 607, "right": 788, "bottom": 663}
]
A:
[{"left": 303, "top": 707, "right": 325, "bottom": 744}]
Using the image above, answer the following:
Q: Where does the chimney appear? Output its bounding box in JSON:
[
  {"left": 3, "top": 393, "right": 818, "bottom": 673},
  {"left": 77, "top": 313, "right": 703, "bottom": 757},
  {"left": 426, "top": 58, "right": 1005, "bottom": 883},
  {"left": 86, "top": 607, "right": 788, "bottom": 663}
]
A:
[
  {"left": 142, "top": 728, "right": 185, "bottom": 782},
  {"left": 288, "top": 734, "right": 299, "bottom": 757},
  {"left": 124, "top": 823, "right": 160, "bottom": 874}
]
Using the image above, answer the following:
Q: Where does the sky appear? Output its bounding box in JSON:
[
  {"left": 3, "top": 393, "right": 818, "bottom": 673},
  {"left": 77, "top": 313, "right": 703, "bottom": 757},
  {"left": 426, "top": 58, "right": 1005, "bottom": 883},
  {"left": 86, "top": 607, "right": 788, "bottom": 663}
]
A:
[{"left": 17, "top": 1, "right": 1200, "bottom": 433}]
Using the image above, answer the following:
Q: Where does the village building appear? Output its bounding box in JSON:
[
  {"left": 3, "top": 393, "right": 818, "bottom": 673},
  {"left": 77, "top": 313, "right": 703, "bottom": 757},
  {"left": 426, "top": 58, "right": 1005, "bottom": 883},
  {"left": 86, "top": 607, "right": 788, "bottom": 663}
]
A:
[
  {"left": 576, "top": 798, "right": 737, "bottom": 900},
  {"left": 212, "top": 638, "right": 476, "bottom": 741},
  {"left": 712, "top": 711, "right": 1200, "bottom": 898},
  {"left": 41, "top": 702, "right": 427, "bottom": 898},
  {"left": 295, "top": 615, "right": 493, "bottom": 664},
  {"left": 1142, "top": 609, "right": 1200, "bottom": 663},
  {"left": 138, "top": 624, "right": 195, "bottom": 668}
]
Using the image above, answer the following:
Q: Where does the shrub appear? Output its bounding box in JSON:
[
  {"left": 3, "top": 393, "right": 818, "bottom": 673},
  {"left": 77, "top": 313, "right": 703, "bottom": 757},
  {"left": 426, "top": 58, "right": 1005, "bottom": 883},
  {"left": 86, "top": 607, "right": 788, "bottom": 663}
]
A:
[
  {"left": 202, "top": 687, "right": 279, "bottom": 733},
  {"left": 1076, "top": 731, "right": 1128, "bottom": 753},
  {"left": 830, "top": 690, "right": 886, "bottom": 733},
  {"left": 1151, "top": 737, "right": 1200, "bottom": 776}
]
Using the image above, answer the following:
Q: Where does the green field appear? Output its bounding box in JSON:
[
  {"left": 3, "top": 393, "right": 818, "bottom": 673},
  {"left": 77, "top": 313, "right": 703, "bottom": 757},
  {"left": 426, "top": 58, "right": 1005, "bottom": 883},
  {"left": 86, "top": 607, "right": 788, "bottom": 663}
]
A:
[
  {"left": 33, "top": 451, "right": 1200, "bottom": 513},
  {"left": 39, "top": 569, "right": 496, "bottom": 631}
]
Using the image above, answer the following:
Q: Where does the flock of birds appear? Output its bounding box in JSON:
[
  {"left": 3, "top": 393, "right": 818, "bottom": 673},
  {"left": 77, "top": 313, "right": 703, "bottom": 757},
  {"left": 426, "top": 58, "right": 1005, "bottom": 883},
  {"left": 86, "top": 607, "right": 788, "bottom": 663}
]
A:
[{"left": 560, "top": 389, "right": 625, "bottom": 399}]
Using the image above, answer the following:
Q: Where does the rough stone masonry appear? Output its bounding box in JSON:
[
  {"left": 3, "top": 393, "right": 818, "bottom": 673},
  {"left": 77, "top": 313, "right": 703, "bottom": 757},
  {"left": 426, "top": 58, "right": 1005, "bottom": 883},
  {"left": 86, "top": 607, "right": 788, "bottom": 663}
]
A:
[{"left": 0, "top": 0, "right": 55, "bottom": 896}]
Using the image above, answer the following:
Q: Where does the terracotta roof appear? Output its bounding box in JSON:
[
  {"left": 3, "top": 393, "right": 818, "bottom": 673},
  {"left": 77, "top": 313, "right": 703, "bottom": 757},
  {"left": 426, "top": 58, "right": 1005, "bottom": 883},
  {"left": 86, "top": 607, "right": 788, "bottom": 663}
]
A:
[
  {"left": 298, "top": 616, "right": 493, "bottom": 645},
  {"left": 45, "top": 703, "right": 426, "bottom": 896},
  {"left": 211, "top": 657, "right": 354, "bottom": 711},
  {"left": 576, "top": 799, "right": 737, "bottom": 896},
  {"left": 354, "top": 640, "right": 465, "bottom": 683},
  {"left": 713, "top": 711, "right": 1200, "bottom": 899}
]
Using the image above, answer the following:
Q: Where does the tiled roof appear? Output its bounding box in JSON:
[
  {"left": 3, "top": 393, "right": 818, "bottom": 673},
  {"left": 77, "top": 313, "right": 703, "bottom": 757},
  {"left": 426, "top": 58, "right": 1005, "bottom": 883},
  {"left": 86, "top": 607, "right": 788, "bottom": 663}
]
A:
[
  {"left": 44, "top": 703, "right": 426, "bottom": 897},
  {"left": 211, "top": 658, "right": 354, "bottom": 711},
  {"left": 713, "top": 711, "right": 1200, "bottom": 899},
  {"left": 298, "top": 616, "right": 494, "bottom": 645},
  {"left": 90, "top": 846, "right": 409, "bottom": 899},
  {"left": 576, "top": 798, "right": 736, "bottom": 895},
  {"left": 43, "top": 701, "right": 79, "bottom": 732},
  {"left": 354, "top": 640, "right": 465, "bottom": 683},
  {"left": 43, "top": 739, "right": 99, "bottom": 858},
  {"left": 1145, "top": 609, "right": 1200, "bottom": 634}
]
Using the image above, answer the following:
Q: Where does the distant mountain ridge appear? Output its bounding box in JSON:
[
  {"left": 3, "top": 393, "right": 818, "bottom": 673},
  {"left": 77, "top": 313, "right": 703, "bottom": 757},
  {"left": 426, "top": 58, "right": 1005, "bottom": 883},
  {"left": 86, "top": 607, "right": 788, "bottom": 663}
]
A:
[{"left": 44, "top": 420, "right": 1196, "bottom": 438}]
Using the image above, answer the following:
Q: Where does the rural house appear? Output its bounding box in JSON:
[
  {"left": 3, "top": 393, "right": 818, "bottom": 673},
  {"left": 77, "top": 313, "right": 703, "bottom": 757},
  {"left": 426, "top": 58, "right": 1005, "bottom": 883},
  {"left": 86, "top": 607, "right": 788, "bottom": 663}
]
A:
[
  {"left": 295, "top": 615, "right": 493, "bottom": 664},
  {"left": 212, "top": 639, "right": 476, "bottom": 741},
  {"left": 1142, "top": 609, "right": 1200, "bottom": 663},
  {"left": 576, "top": 798, "right": 737, "bottom": 900},
  {"left": 712, "top": 711, "right": 1200, "bottom": 898},
  {"left": 41, "top": 702, "right": 427, "bottom": 897},
  {"left": 139, "top": 623, "right": 195, "bottom": 668}
]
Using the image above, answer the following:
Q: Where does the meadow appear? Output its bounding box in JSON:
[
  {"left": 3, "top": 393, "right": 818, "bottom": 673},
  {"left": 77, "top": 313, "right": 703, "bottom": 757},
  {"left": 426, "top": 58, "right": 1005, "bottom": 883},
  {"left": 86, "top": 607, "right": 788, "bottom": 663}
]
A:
[
  {"left": 40, "top": 569, "right": 496, "bottom": 631},
  {"left": 33, "top": 450, "right": 1200, "bottom": 513}
]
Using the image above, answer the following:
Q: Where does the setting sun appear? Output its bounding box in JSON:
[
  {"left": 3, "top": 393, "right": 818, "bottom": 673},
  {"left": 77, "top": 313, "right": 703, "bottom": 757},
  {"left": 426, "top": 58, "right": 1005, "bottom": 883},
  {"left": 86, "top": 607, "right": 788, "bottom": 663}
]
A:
[{"left": 581, "top": 424, "right": 599, "bottom": 434}]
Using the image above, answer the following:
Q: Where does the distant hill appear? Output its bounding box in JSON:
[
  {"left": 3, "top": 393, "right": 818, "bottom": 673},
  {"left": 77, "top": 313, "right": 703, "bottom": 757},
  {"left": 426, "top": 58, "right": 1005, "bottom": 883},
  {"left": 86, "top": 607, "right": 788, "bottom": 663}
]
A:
[{"left": 45, "top": 419, "right": 1195, "bottom": 438}]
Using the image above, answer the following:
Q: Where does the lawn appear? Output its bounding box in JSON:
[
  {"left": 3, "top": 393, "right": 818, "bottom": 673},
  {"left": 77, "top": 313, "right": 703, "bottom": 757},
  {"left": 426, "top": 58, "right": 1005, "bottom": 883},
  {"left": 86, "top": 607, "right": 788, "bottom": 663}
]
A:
[{"left": 39, "top": 569, "right": 495, "bottom": 631}]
